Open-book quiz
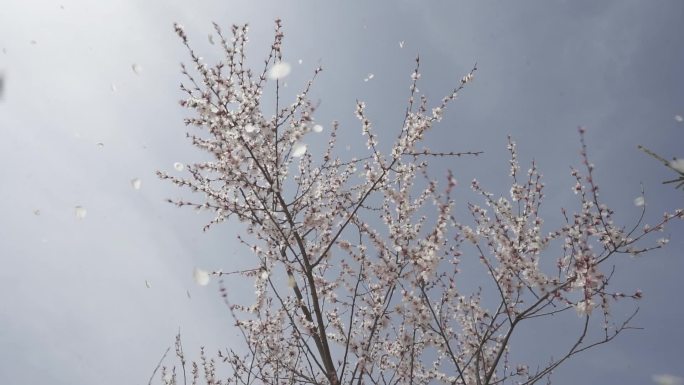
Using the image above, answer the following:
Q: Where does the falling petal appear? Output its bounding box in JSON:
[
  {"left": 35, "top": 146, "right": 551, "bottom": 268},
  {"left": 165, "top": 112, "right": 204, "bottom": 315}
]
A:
[
  {"left": 267, "top": 61, "right": 291, "bottom": 80},
  {"left": 244, "top": 124, "right": 259, "bottom": 133},
  {"left": 652, "top": 374, "right": 684, "bottom": 385},
  {"left": 368, "top": 73, "right": 374, "bottom": 80},
  {"left": 174, "top": 162, "right": 185, "bottom": 172},
  {"left": 131, "top": 178, "right": 142, "bottom": 190},
  {"left": 193, "top": 267, "right": 210, "bottom": 286},
  {"left": 298, "top": 59, "right": 303, "bottom": 64},
  {"left": 208, "top": 34, "right": 215, "bottom": 45},
  {"left": 292, "top": 142, "right": 307, "bottom": 158},
  {"left": 675, "top": 115, "right": 683, "bottom": 123},
  {"left": 30, "top": 40, "right": 37, "bottom": 45},
  {"left": 145, "top": 280, "right": 152, "bottom": 288},
  {"left": 33, "top": 209, "right": 41, "bottom": 216},
  {"left": 75, "top": 206, "right": 87, "bottom": 219},
  {"left": 669, "top": 159, "right": 684, "bottom": 174},
  {"left": 131, "top": 63, "right": 142, "bottom": 75},
  {"left": 96, "top": 142, "right": 104, "bottom": 148},
  {"left": 399, "top": 40, "right": 405, "bottom": 48},
  {"left": 312, "top": 124, "right": 323, "bottom": 133},
  {"left": 186, "top": 290, "right": 191, "bottom": 299},
  {"left": 634, "top": 196, "right": 645, "bottom": 207},
  {"left": 110, "top": 83, "right": 117, "bottom": 92}
]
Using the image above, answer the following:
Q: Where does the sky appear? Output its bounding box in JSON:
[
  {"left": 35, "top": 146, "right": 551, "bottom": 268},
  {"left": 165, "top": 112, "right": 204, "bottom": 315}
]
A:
[{"left": 0, "top": 1, "right": 683, "bottom": 384}]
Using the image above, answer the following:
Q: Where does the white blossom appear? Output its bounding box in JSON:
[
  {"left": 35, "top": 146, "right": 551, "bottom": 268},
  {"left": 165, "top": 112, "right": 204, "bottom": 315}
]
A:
[
  {"left": 669, "top": 158, "right": 684, "bottom": 174},
  {"left": 244, "top": 124, "right": 260, "bottom": 134},
  {"left": 174, "top": 162, "right": 185, "bottom": 172},
  {"left": 575, "top": 299, "right": 594, "bottom": 316}
]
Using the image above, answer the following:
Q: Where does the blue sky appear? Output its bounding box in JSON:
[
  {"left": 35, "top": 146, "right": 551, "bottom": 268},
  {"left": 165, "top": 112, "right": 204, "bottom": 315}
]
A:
[{"left": 1, "top": 1, "right": 682, "bottom": 384}]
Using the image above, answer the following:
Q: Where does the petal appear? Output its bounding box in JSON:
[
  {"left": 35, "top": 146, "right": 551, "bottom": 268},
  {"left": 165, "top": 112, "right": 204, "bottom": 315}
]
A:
[
  {"left": 193, "top": 267, "right": 210, "bottom": 286},
  {"left": 292, "top": 143, "right": 307, "bottom": 157},
  {"left": 267, "top": 61, "right": 291, "bottom": 80},
  {"left": 75, "top": 206, "right": 87, "bottom": 219}
]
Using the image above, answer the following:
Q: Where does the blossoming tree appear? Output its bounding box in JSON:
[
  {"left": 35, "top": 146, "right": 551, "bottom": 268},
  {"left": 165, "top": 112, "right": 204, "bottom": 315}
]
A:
[{"left": 157, "top": 20, "right": 683, "bottom": 385}]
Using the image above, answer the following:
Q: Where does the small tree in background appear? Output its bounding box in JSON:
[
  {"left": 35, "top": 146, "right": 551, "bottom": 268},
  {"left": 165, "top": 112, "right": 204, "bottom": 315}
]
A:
[{"left": 157, "top": 20, "right": 683, "bottom": 385}]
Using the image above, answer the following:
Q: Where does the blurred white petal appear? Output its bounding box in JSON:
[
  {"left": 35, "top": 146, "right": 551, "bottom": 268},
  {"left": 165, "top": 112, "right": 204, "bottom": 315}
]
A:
[
  {"left": 131, "top": 178, "right": 142, "bottom": 190},
  {"left": 267, "top": 61, "right": 291, "bottom": 80},
  {"left": 292, "top": 143, "right": 307, "bottom": 157},
  {"left": 110, "top": 83, "right": 117, "bottom": 92},
  {"left": 260, "top": 271, "right": 269, "bottom": 280},
  {"left": 75, "top": 206, "right": 87, "bottom": 219},
  {"left": 174, "top": 162, "right": 185, "bottom": 172},
  {"left": 399, "top": 41, "right": 405, "bottom": 48},
  {"left": 208, "top": 34, "right": 215, "bottom": 45},
  {"left": 193, "top": 267, "right": 210, "bottom": 286},
  {"left": 312, "top": 124, "right": 323, "bottom": 133},
  {"left": 131, "top": 63, "right": 142, "bottom": 74},
  {"left": 634, "top": 196, "right": 645, "bottom": 207},
  {"left": 244, "top": 124, "right": 259, "bottom": 133},
  {"left": 145, "top": 280, "right": 152, "bottom": 288},
  {"left": 652, "top": 374, "right": 683, "bottom": 385},
  {"left": 675, "top": 115, "right": 683, "bottom": 123}
]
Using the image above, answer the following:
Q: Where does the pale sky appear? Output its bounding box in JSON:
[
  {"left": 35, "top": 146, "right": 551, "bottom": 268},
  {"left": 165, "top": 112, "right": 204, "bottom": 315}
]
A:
[{"left": 1, "top": 1, "right": 683, "bottom": 384}]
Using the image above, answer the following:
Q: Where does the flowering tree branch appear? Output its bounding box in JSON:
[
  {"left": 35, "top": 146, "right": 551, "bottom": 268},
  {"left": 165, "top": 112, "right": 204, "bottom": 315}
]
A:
[{"left": 156, "top": 20, "right": 683, "bottom": 385}]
